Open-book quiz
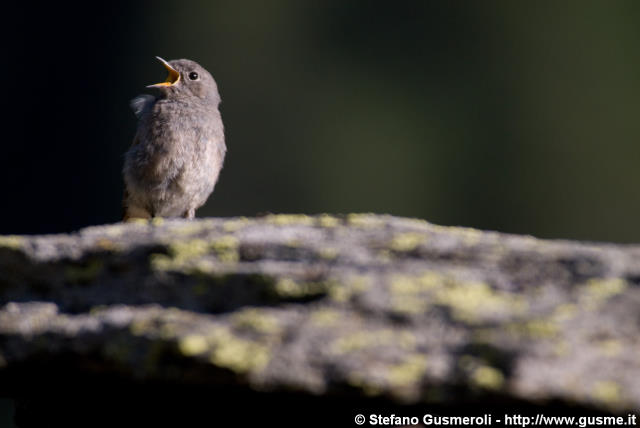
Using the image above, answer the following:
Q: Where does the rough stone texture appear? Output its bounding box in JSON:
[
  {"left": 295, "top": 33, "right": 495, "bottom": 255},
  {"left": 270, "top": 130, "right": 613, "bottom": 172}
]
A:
[{"left": 0, "top": 214, "right": 639, "bottom": 424}]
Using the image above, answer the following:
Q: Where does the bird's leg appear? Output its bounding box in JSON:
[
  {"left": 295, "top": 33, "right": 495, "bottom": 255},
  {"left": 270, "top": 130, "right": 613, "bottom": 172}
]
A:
[
  {"left": 183, "top": 208, "right": 196, "bottom": 220},
  {"left": 123, "top": 205, "right": 152, "bottom": 222}
]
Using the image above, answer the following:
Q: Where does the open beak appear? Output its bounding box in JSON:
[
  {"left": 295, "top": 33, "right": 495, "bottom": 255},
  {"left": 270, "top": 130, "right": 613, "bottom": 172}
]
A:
[{"left": 147, "top": 56, "right": 180, "bottom": 88}]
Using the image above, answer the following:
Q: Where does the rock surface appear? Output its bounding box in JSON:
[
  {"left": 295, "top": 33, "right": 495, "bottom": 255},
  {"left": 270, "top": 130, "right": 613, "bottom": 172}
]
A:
[{"left": 0, "top": 214, "right": 639, "bottom": 424}]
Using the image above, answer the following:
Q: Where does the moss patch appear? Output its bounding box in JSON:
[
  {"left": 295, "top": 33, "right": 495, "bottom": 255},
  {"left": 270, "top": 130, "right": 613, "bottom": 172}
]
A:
[
  {"left": 347, "top": 213, "right": 385, "bottom": 228},
  {"left": 331, "top": 330, "right": 395, "bottom": 354},
  {"left": 580, "top": 278, "right": 627, "bottom": 309},
  {"left": 471, "top": 365, "right": 505, "bottom": 390},
  {"left": 389, "top": 271, "right": 525, "bottom": 321},
  {"left": 505, "top": 319, "right": 559, "bottom": 339},
  {"left": 435, "top": 281, "right": 526, "bottom": 323},
  {"left": 175, "top": 326, "right": 272, "bottom": 373},
  {"left": 208, "top": 328, "right": 271, "bottom": 373},
  {"left": 591, "top": 381, "right": 622, "bottom": 406},
  {"left": 391, "top": 272, "right": 443, "bottom": 294},
  {"left": 329, "top": 275, "right": 371, "bottom": 302},
  {"left": 390, "top": 233, "right": 426, "bottom": 252},
  {"left": 150, "top": 236, "right": 239, "bottom": 272},
  {"left": 386, "top": 354, "right": 427, "bottom": 388},
  {"left": 222, "top": 217, "right": 250, "bottom": 232},
  {"left": 178, "top": 334, "right": 209, "bottom": 356},
  {"left": 210, "top": 235, "right": 239, "bottom": 263},
  {"left": 232, "top": 308, "right": 281, "bottom": 335},
  {"left": 265, "top": 214, "right": 315, "bottom": 226},
  {"left": 317, "top": 247, "right": 338, "bottom": 260},
  {"left": 0, "top": 235, "right": 23, "bottom": 250},
  {"left": 317, "top": 214, "right": 340, "bottom": 228},
  {"left": 330, "top": 329, "right": 415, "bottom": 355},
  {"left": 271, "top": 278, "right": 334, "bottom": 299},
  {"left": 309, "top": 308, "right": 341, "bottom": 327}
]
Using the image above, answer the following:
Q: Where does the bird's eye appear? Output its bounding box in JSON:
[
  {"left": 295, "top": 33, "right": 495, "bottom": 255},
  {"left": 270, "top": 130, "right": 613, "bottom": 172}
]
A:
[{"left": 188, "top": 72, "right": 199, "bottom": 80}]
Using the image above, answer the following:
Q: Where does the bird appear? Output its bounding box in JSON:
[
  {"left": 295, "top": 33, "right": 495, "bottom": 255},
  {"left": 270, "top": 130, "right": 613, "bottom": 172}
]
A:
[{"left": 122, "top": 57, "right": 226, "bottom": 220}]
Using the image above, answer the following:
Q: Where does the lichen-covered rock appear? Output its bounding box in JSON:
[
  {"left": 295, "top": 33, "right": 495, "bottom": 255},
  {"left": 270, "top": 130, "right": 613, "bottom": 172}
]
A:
[{"left": 1, "top": 214, "right": 639, "bottom": 421}]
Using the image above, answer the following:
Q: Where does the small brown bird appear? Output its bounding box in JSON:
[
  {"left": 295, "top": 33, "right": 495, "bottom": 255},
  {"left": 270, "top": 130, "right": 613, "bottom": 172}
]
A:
[{"left": 122, "top": 57, "right": 226, "bottom": 220}]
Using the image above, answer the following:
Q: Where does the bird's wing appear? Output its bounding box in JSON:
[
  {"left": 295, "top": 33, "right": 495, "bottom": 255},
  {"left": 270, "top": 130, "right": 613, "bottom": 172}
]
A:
[
  {"left": 122, "top": 134, "right": 139, "bottom": 218},
  {"left": 121, "top": 186, "right": 131, "bottom": 220},
  {"left": 130, "top": 94, "right": 156, "bottom": 118}
]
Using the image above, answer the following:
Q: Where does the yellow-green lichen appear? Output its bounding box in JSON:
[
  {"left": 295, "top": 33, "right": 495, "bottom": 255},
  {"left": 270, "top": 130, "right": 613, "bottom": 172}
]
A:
[
  {"left": 471, "top": 365, "right": 505, "bottom": 390},
  {"left": 130, "top": 319, "right": 153, "bottom": 336},
  {"left": 390, "top": 233, "right": 425, "bottom": 252},
  {"left": 173, "top": 325, "right": 273, "bottom": 373},
  {"left": 95, "top": 238, "right": 119, "bottom": 251},
  {"left": 435, "top": 281, "right": 527, "bottom": 323},
  {"left": 151, "top": 236, "right": 239, "bottom": 272},
  {"left": 125, "top": 312, "right": 272, "bottom": 373},
  {"left": 391, "top": 296, "right": 430, "bottom": 315},
  {"left": 395, "top": 217, "right": 431, "bottom": 230},
  {"left": 149, "top": 254, "right": 173, "bottom": 271},
  {"left": 330, "top": 329, "right": 414, "bottom": 355},
  {"left": 471, "top": 328, "right": 495, "bottom": 343},
  {"left": 580, "top": 278, "right": 628, "bottom": 309},
  {"left": 88, "top": 224, "right": 127, "bottom": 238},
  {"left": 459, "top": 355, "right": 506, "bottom": 391},
  {"left": 159, "top": 323, "right": 179, "bottom": 339},
  {"left": 272, "top": 278, "right": 333, "bottom": 299},
  {"left": 347, "top": 372, "right": 384, "bottom": 396},
  {"left": 552, "top": 303, "right": 578, "bottom": 322},
  {"left": 397, "top": 331, "right": 417, "bottom": 349},
  {"left": 309, "top": 308, "right": 341, "bottom": 327},
  {"left": 376, "top": 249, "right": 392, "bottom": 264},
  {"left": 232, "top": 308, "right": 281, "bottom": 335},
  {"left": 317, "top": 214, "right": 340, "bottom": 228},
  {"left": 329, "top": 275, "right": 370, "bottom": 302},
  {"left": 169, "top": 239, "right": 209, "bottom": 260},
  {"left": 89, "top": 305, "right": 107, "bottom": 315},
  {"left": 386, "top": 354, "right": 427, "bottom": 388},
  {"left": 285, "top": 238, "right": 301, "bottom": 248},
  {"left": 265, "top": 214, "right": 315, "bottom": 226},
  {"left": 0, "top": 235, "right": 24, "bottom": 250},
  {"left": 391, "top": 272, "right": 444, "bottom": 294},
  {"left": 210, "top": 235, "right": 239, "bottom": 263},
  {"left": 178, "top": 335, "right": 209, "bottom": 356},
  {"left": 553, "top": 340, "right": 569, "bottom": 357},
  {"left": 209, "top": 333, "right": 270, "bottom": 373},
  {"left": 389, "top": 272, "right": 526, "bottom": 320},
  {"left": 128, "top": 218, "right": 149, "bottom": 226},
  {"left": 151, "top": 217, "right": 165, "bottom": 226},
  {"left": 167, "top": 221, "right": 210, "bottom": 236},
  {"left": 456, "top": 227, "right": 484, "bottom": 246},
  {"left": 591, "top": 381, "right": 621, "bottom": 406},
  {"left": 347, "top": 213, "right": 385, "bottom": 228},
  {"left": 318, "top": 247, "right": 338, "bottom": 260},
  {"left": 505, "top": 319, "right": 559, "bottom": 339},
  {"left": 222, "top": 217, "right": 250, "bottom": 232},
  {"left": 597, "top": 339, "right": 622, "bottom": 357},
  {"left": 65, "top": 259, "right": 104, "bottom": 283},
  {"left": 331, "top": 330, "right": 392, "bottom": 354}
]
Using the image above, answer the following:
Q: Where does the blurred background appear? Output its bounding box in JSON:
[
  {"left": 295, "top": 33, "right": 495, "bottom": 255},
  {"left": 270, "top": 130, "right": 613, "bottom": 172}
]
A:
[{"left": 2, "top": 1, "right": 640, "bottom": 242}]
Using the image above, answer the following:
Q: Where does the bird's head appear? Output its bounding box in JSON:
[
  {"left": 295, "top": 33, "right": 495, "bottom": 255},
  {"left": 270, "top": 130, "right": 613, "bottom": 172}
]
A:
[{"left": 147, "top": 57, "right": 220, "bottom": 104}]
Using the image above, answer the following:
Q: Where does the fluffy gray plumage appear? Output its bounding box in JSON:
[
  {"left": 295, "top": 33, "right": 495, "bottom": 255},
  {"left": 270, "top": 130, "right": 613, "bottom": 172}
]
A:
[{"left": 122, "top": 58, "right": 226, "bottom": 220}]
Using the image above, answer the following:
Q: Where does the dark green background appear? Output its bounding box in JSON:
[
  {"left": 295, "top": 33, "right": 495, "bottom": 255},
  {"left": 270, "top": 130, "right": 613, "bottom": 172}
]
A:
[{"left": 3, "top": 1, "right": 640, "bottom": 242}]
